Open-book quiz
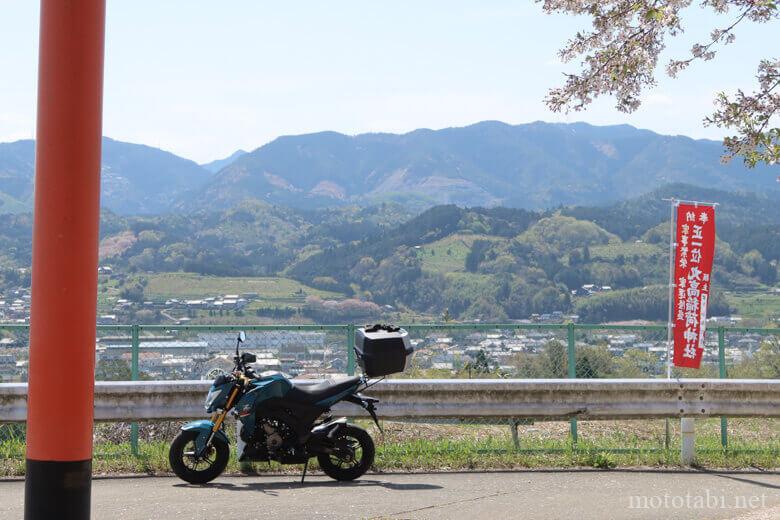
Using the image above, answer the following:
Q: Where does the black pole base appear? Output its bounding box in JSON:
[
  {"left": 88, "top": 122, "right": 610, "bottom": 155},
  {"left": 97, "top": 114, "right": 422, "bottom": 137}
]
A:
[{"left": 25, "top": 459, "right": 91, "bottom": 520}]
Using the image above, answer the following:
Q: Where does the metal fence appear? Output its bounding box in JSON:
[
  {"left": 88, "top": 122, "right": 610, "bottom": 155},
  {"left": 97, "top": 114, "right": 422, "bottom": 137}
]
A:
[{"left": 0, "top": 322, "right": 778, "bottom": 458}]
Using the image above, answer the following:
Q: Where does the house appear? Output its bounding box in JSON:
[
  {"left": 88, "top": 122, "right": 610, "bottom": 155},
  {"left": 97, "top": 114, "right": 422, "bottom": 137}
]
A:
[
  {"left": 634, "top": 342, "right": 655, "bottom": 353},
  {"left": 251, "top": 352, "right": 281, "bottom": 371},
  {"left": 102, "top": 341, "right": 209, "bottom": 358},
  {"left": 708, "top": 316, "right": 743, "bottom": 325},
  {"left": 648, "top": 345, "right": 668, "bottom": 359}
]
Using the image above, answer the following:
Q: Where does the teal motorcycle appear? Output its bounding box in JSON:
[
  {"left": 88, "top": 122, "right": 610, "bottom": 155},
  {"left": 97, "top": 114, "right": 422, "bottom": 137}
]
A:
[{"left": 169, "top": 326, "right": 411, "bottom": 484}]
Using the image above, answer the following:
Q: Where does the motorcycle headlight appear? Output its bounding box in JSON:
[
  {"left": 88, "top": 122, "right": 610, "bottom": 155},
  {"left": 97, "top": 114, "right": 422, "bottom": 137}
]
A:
[{"left": 205, "top": 387, "right": 223, "bottom": 411}]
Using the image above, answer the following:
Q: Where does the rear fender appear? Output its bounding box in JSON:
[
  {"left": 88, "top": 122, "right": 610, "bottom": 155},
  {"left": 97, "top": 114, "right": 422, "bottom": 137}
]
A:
[
  {"left": 344, "top": 393, "right": 382, "bottom": 433},
  {"left": 311, "top": 417, "right": 348, "bottom": 439},
  {"left": 181, "top": 419, "right": 229, "bottom": 455}
]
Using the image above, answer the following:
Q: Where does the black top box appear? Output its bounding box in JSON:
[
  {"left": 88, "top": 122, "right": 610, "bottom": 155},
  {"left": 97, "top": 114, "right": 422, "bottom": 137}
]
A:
[{"left": 354, "top": 324, "right": 413, "bottom": 377}]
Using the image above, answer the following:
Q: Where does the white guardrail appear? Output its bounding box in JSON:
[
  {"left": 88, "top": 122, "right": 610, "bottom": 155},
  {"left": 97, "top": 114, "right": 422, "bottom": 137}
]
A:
[
  {"left": 1, "top": 379, "right": 778, "bottom": 422},
  {"left": 2, "top": 379, "right": 778, "bottom": 464}
]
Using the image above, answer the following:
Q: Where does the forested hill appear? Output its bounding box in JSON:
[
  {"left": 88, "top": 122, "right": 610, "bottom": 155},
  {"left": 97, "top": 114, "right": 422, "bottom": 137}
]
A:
[
  {"left": 561, "top": 184, "right": 780, "bottom": 263},
  {"left": 285, "top": 185, "right": 778, "bottom": 321},
  {"left": 288, "top": 205, "right": 540, "bottom": 291},
  {"left": 189, "top": 121, "right": 780, "bottom": 211},
  {"left": 562, "top": 183, "right": 780, "bottom": 239},
  {"left": 0, "top": 184, "right": 777, "bottom": 323}
]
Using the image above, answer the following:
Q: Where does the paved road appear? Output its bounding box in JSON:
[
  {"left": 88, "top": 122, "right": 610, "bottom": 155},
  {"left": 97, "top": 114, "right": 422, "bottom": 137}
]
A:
[{"left": 2, "top": 470, "right": 779, "bottom": 519}]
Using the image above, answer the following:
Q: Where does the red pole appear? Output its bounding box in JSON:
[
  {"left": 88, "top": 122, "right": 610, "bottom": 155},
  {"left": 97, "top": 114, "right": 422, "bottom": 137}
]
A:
[{"left": 25, "top": 1, "right": 105, "bottom": 518}]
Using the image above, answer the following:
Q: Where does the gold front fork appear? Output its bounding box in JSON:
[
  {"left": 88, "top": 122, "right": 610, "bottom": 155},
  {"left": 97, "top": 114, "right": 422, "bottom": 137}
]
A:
[{"left": 212, "top": 386, "right": 240, "bottom": 432}]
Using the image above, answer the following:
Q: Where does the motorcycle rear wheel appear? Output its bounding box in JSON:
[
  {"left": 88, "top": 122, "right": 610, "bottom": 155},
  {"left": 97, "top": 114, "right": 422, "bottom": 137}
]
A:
[
  {"left": 317, "top": 425, "right": 375, "bottom": 481},
  {"left": 169, "top": 430, "right": 230, "bottom": 484}
]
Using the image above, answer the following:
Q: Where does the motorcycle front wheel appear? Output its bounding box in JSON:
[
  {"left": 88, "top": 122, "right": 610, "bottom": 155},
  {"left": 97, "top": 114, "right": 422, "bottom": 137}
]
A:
[
  {"left": 169, "top": 430, "right": 230, "bottom": 484},
  {"left": 317, "top": 424, "right": 375, "bottom": 481}
]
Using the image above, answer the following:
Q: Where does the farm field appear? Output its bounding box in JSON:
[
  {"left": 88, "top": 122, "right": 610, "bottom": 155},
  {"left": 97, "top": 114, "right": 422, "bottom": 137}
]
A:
[
  {"left": 588, "top": 241, "right": 662, "bottom": 262},
  {"left": 417, "top": 234, "right": 502, "bottom": 274},
  {"left": 725, "top": 289, "right": 780, "bottom": 323},
  {"left": 141, "top": 273, "right": 344, "bottom": 301}
]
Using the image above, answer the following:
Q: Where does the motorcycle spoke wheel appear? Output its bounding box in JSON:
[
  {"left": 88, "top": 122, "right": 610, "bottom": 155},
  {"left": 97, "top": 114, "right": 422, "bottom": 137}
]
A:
[
  {"left": 182, "top": 441, "right": 216, "bottom": 472},
  {"left": 316, "top": 425, "right": 374, "bottom": 482},
  {"left": 328, "top": 439, "right": 362, "bottom": 470},
  {"left": 169, "top": 430, "right": 230, "bottom": 485}
]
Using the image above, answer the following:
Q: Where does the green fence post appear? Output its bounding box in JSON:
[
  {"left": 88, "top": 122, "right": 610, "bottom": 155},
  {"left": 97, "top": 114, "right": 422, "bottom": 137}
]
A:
[
  {"left": 718, "top": 326, "right": 728, "bottom": 450},
  {"left": 130, "top": 324, "right": 140, "bottom": 456},
  {"left": 346, "top": 324, "right": 356, "bottom": 376},
  {"left": 567, "top": 322, "right": 578, "bottom": 445}
]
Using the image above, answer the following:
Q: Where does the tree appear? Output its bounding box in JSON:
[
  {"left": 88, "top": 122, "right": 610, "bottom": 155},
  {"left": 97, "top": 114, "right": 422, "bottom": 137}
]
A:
[
  {"left": 540, "top": 1, "right": 779, "bottom": 166},
  {"left": 95, "top": 359, "right": 132, "bottom": 381},
  {"left": 575, "top": 345, "right": 616, "bottom": 378},
  {"left": 120, "top": 282, "right": 145, "bottom": 303},
  {"left": 464, "top": 296, "right": 509, "bottom": 321},
  {"left": 730, "top": 338, "right": 780, "bottom": 378},
  {"left": 472, "top": 349, "right": 493, "bottom": 374},
  {"left": 465, "top": 239, "right": 492, "bottom": 272},
  {"left": 569, "top": 249, "right": 582, "bottom": 266},
  {"left": 531, "top": 286, "right": 571, "bottom": 314}
]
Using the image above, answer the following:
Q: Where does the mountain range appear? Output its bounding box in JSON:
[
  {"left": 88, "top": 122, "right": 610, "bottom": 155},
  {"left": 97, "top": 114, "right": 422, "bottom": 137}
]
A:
[
  {"left": 1, "top": 121, "right": 778, "bottom": 215},
  {"left": 0, "top": 137, "right": 210, "bottom": 215}
]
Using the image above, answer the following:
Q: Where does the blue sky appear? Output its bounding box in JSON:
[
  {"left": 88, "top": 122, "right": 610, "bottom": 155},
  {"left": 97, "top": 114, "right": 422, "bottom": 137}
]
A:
[{"left": 0, "top": 1, "right": 775, "bottom": 163}]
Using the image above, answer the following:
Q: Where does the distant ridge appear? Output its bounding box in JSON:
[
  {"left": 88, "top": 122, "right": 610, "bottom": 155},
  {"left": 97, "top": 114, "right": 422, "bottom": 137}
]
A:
[
  {"left": 187, "top": 121, "right": 780, "bottom": 211},
  {"left": 1, "top": 121, "right": 778, "bottom": 215},
  {"left": 201, "top": 149, "right": 247, "bottom": 173},
  {"left": 0, "top": 137, "right": 211, "bottom": 215}
]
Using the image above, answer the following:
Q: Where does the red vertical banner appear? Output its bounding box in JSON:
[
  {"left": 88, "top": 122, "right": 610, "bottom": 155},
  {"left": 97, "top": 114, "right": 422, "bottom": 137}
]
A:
[{"left": 673, "top": 204, "right": 716, "bottom": 368}]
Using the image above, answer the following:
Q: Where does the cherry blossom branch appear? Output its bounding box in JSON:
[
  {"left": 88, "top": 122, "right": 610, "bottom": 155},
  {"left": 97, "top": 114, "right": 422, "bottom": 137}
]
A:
[{"left": 540, "top": 0, "right": 779, "bottom": 166}]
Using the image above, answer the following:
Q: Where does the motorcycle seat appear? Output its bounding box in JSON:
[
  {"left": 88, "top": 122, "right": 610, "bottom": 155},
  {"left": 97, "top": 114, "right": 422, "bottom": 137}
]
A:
[{"left": 288, "top": 376, "right": 361, "bottom": 404}]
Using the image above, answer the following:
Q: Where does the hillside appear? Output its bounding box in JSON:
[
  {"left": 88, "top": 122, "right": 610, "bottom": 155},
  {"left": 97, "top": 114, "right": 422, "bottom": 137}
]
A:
[
  {"left": 283, "top": 188, "right": 777, "bottom": 321},
  {"left": 562, "top": 184, "right": 780, "bottom": 238},
  {"left": 0, "top": 185, "right": 777, "bottom": 323},
  {"left": 0, "top": 137, "right": 212, "bottom": 215},
  {"left": 562, "top": 184, "right": 780, "bottom": 263},
  {"left": 0, "top": 140, "right": 34, "bottom": 212},
  {"left": 189, "top": 121, "right": 780, "bottom": 211}
]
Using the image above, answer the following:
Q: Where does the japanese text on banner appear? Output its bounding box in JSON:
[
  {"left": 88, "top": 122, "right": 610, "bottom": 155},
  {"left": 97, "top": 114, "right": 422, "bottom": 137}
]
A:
[{"left": 673, "top": 204, "right": 716, "bottom": 369}]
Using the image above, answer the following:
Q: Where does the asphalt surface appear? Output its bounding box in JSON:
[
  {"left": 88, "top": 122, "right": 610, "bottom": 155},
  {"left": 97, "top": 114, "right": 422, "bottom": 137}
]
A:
[{"left": 2, "top": 470, "right": 779, "bottom": 519}]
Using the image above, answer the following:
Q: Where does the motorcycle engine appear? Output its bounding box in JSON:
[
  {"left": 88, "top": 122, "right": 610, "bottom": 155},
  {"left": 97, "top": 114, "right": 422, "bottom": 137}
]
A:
[{"left": 253, "top": 417, "right": 295, "bottom": 455}]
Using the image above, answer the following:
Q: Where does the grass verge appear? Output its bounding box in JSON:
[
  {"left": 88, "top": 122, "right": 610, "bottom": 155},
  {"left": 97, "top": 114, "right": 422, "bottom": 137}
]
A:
[{"left": 1, "top": 419, "right": 777, "bottom": 477}]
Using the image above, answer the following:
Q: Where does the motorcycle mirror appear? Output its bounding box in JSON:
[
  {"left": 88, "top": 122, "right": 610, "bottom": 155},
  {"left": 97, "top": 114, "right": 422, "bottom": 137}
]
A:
[{"left": 237, "top": 331, "right": 246, "bottom": 343}]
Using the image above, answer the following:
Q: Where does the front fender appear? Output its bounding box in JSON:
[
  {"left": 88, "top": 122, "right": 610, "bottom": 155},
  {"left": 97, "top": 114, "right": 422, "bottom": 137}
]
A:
[{"left": 181, "top": 420, "right": 229, "bottom": 455}]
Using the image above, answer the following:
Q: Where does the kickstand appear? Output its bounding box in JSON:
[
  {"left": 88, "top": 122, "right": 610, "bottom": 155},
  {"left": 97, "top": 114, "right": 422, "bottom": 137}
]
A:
[{"left": 300, "top": 459, "right": 309, "bottom": 484}]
